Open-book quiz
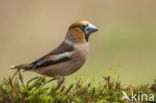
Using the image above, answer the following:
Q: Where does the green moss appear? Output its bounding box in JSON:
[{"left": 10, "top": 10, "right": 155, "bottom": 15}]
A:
[{"left": 0, "top": 70, "right": 155, "bottom": 103}]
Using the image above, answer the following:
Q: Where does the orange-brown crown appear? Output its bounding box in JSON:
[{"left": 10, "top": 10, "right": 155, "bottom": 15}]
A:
[
  {"left": 68, "top": 20, "right": 89, "bottom": 43},
  {"left": 69, "top": 20, "right": 89, "bottom": 29}
]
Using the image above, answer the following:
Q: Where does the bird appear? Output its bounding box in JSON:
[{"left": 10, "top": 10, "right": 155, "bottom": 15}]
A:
[{"left": 11, "top": 20, "right": 98, "bottom": 84}]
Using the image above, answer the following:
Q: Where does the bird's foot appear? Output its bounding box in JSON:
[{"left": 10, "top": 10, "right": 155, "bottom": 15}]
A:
[{"left": 57, "top": 76, "right": 64, "bottom": 86}]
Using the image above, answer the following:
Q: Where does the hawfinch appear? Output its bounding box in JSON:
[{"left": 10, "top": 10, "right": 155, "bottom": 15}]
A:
[{"left": 11, "top": 20, "right": 98, "bottom": 83}]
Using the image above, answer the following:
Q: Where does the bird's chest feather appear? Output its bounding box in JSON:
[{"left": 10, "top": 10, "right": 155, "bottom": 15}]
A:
[{"left": 73, "top": 43, "right": 89, "bottom": 62}]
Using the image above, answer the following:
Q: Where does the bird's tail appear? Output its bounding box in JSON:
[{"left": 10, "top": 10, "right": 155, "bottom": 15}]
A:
[{"left": 10, "top": 63, "right": 33, "bottom": 71}]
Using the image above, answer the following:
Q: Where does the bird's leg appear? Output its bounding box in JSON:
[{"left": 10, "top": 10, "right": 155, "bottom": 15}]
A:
[
  {"left": 57, "top": 76, "right": 68, "bottom": 90},
  {"left": 52, "top": 76, "right": 65, "bottom": 96},
  {"left": 57, "top": 76, "right": 64, "bottom": 86}
]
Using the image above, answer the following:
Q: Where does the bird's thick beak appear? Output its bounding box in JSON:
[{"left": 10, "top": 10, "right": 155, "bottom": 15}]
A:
[{"left": 85, "top": 23, "right": 98, "bottom": 35}]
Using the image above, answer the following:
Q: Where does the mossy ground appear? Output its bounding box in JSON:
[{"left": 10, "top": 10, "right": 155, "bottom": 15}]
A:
[{"left": 0, "top": 69, "right": 155, "bottom": 103}]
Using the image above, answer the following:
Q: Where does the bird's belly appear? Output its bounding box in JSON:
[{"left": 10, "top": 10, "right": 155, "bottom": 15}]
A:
[
  {"left": 60, "top": 59, "right": 86, "bottom": 76},
  {"left": 35, "top": 56, "right": 86, "bottom": 77}
]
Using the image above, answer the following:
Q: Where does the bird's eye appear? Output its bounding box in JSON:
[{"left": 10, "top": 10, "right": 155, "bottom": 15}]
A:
[
  {"left": 79, "top": 24, "right": 83, "bottom": 28},
  {"left": 79, "top": 25, "right": 85, "bottom": 30}
]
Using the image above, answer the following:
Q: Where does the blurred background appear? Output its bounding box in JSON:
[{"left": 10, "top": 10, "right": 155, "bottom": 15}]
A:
[{"left": 0, "top": 0, "right": 156, "bottom": 86}]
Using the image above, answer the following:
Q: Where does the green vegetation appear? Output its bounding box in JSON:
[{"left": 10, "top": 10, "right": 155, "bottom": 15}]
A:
[{"left": 0, "top": 69, "right": 155, "bottom": 103}]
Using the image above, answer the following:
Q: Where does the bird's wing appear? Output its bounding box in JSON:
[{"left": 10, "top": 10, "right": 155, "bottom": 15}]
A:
[
  {"left": 31, "top": 52, "right": 72, "bottom": 69},
  {"left": 25, "top": 42, "right": 74, "bottom": 70}
]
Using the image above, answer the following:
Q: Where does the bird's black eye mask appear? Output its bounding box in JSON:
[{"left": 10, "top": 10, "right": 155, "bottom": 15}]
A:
[
  {"left": 70, "top": 24, "right": 89, "bottom": 42},
  {"left": 79, "top": 24, "right": 90, "bottom": 42}
]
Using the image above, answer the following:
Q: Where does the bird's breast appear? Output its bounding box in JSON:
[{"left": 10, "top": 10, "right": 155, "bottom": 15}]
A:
[
  {"left": 63, "top": 43, "right": 89, "bottom": 75},
  {"left": 73, "top": 43, "right": 89, "bottom": 60}
]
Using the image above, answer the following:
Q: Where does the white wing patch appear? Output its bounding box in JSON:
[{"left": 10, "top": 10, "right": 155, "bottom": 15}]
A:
[{"left": 53, "top": 52, "right": 72, "bottom": 61}]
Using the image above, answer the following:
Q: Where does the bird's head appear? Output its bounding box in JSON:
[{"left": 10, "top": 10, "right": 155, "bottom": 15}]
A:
[{"left": 65, "top": 20, "right": 98, "bottom": 44}]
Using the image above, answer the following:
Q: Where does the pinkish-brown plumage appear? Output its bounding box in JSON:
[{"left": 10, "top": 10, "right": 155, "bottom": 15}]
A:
[{"left": 11, "top": 20, "right": 98, "bottom": 83}]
